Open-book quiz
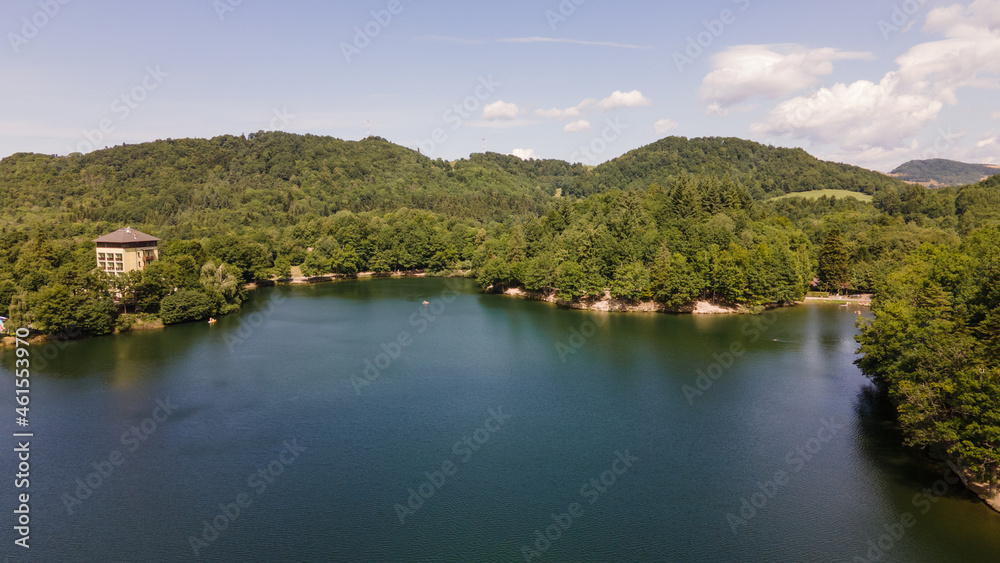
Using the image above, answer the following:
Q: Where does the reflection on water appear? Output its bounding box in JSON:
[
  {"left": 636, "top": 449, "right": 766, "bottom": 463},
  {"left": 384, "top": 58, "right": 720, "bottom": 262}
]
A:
[{"left": 0, "top": 278, "right": 998, "bottom": 562}]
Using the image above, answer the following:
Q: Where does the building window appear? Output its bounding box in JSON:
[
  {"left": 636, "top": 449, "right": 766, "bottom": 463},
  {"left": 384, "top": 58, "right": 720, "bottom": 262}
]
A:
[
  {"left": 98, "top": 252, "right": 106, "bottom": 260},
  {"left": 116, "top": 263, "right": 123, "bottom": 271}
]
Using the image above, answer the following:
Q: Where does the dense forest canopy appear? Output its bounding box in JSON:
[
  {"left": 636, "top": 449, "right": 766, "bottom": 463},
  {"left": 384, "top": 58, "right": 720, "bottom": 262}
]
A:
[
  {"left": 568, "top": 136, "right": 908, "bottom": 198},
  {"left": 2, "top": 130, "right": 999, "bottom": 497},
  {"left": 3, "top": 132, "right": 999, "bottom": 334}
]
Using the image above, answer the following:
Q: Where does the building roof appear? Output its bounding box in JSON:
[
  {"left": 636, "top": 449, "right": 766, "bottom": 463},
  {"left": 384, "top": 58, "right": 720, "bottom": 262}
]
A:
[{"left": 92, "top": 227, "right": 161, "bottom": 244}]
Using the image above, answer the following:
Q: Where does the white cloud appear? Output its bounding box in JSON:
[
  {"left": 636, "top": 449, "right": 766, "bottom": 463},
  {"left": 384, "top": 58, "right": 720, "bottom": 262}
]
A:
[
  {"left": 535, "top": 98, "right": 596, "bottom": 120},
  {"left": 977, "top": 135, "right": 998, "bottom": 148},
  {"left": 923, "top": 0, "right": 1000, "bottom": 34},
  {"left": 511, "top": 148, "right": 538, "bottom": 160},
  {"left": 750, "top": 76, "right": 945, "bottom": 150},
  {"left": 654, "top": 119, "right": 679, "bottom": 135},
  {"left": 993, "top": 111, "right": 1000, "bottom": 119},
  {"left": 564, "top": 120, "right": 591, "bottom": 133},
  {"left": 752, "top": 1, "right": 1000, "bottom": 156},
  {"left": 596, "top": 90, "right": 652, "bottom": 112},
  {"left": 700, "top": 44, "right": 873, "bottom": 108},
  {"left": 482, "top": 100, "right": 520, "bottom": 120}
]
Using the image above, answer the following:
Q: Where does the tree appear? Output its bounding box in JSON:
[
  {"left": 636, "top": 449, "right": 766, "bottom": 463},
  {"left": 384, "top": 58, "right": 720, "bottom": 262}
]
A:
[
  {"left": 200, "top": 262, "right": 244, "bottom": 305},
  {"left": 856, "top": 233, "right": 1000, "bottom": 492},
  {"left": 555, "top": 260, "right": 587, "bottom": 301},
  {"left": 650, "top": 250, "right": 702, "bottom": 307},
  {"left": 6, "top": 291, "right": 33, "bottom": 333},
  {"left": 31, "top": 284, "right": 79, "bottom": 334},
  {"left": 0, "top": 276, "right": 16, "bottom": 317},
  {"left": 610, "top": 262, "right": 650, "bottom": 301},
  {"left": 818, "top": 228, "right": 850, "bottom": 293},
  {"left": 330, "top": 245, "right": 360, "bottom": 276},
  {"left": 77, "top": 298, "right": 118, "bottom": 336},
  {"left": 160, "top": 289, "right": 214, "bottom": 324}
]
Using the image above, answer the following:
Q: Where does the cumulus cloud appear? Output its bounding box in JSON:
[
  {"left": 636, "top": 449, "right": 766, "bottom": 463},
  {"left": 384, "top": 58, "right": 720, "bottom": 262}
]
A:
[
  {"left": 993, "top": 111, "right": 1000, "bottom": 119},
  {"left": 482, "top": 100, "right": 520, "bottom": 120},
  {"left": 511, "top": 148, "right": 538, "bottom": 160},
  {"left": 596, "top": 90, "right": 651, "bottom": 111},
  {"left": 750, "top": 76, "right": 945, "bottom": 150},
  {"left": 923, "top": 0, "right": 1000, "bottom": 34},
  {"left": 535, "top": 98, "right": 596, "bottom": 120},
  {"left": 564, "top": 120, "right": 592, "bottom": 133},
  {"left": 654, "top": 118, "right": 679, "bottom": 135},
  {"left": 700, "top": 44, "right": 873, "bottom": 108},
  {"left": 752, "top": 0, "right": 1000, "bottom": 155}
]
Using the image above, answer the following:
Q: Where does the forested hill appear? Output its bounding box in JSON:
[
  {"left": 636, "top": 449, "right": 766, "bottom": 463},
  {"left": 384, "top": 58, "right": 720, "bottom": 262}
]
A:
[
  {"left": 1, "top": 133, "right": 911, "bottom": 231},
  {"left": 889, "top": 158, "right": 1000, "bottom": 187},
  {"left": 3, "top": 131, "right": 997, "bottom": 506},
  {"left": 0, "top": 133, "right": 568, "bottom": 228},
  {"left": 566, "top": 136, "right": 908, "bottom": 198}
]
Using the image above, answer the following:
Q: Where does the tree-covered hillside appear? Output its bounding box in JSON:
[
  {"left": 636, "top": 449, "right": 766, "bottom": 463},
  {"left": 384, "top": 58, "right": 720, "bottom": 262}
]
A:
[
  {"left": 890, "top": 158, "right": 1000, "bottom": 187},
  {"left": 1, "top": 133, "right": 557, "bottom": 231},
  {"left": 4, "top": 131, "right": 997, "bottom": 506},
  {"left": 567, "top": 136, "right": 909, "bottom": 198},
  {"left": 856, "top": 228, "right": 1000, "bottom": 493},
  {"left": 0, "top": 132, "right": 995, "bottom": 339}
]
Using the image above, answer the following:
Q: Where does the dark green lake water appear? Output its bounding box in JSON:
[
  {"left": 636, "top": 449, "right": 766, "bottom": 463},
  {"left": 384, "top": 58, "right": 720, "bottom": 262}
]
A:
[{"left": 1, "top": 278, "right": 999, "bottom": 562}]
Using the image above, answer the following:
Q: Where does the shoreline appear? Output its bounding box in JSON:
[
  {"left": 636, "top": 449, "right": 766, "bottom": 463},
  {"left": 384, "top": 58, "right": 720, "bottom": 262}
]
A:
[
  {"left": 247, "top": 269, "right": 465, "bottom": 289},
  {"left": 802, "top": 294, "right": 873, "bottom": 307},
  {"left": 498, "top": 286, "right": 750, "bottom": 315},
  {"left": 1, "top": 270, "right": 467, "bottom": 347}
]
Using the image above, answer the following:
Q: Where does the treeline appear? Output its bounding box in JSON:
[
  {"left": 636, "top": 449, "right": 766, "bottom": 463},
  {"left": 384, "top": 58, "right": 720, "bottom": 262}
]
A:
[
  {"left": 856, "top": 227, "right": 1000, "bottom": 492},
  {"left": 2, "top": 133, "right": 999, "bottom": 337},
  {"left": 0, "top": 207, "right": 483, "bottom": 334},
  {"left": 567, "top": 136, "right": 907, "bottom": 198},
  {"left": 473, "top": 178, "right": 810, "bottom": 307},
  {"left": 1, "top": 133, "right": 555, "bottom": 230}
]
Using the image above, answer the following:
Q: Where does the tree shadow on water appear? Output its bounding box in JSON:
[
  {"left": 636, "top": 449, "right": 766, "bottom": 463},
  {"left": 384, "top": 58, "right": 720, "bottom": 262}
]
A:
[{"left": 853, "top": 383, "right": 978, "bottom": 503}]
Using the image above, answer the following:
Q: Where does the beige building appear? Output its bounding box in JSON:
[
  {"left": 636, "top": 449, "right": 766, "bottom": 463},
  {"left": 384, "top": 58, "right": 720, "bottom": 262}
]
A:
[{"left": 93, "top": 227, "right": 160, "bottom": 274}]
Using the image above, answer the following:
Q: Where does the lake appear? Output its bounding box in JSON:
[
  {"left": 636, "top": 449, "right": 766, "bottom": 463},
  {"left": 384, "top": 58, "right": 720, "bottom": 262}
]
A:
[{"left": 2, "top": 278, "right": 999, "bottom": 562}]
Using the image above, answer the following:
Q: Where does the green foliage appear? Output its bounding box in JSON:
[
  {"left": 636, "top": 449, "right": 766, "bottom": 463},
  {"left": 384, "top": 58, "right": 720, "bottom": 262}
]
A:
[
  {"left": 0, "top": 132, "right": 988, "bottom": 332},
  {"left": 30, "top": 284, "right": 78, "bottom": 334},
  {"left": 568, "top": 136, "right": 906, "bottom": 198},
  {"left": 818, "top": 228, "right": 850, "bottom": 293},
  {"left": 610, "top": 262, "right": 650, "bottom": 301},
  {"left": 857, "top": 230, "right": 1000, "bottom": 488},
  {"left": 0, "top": 276, "right": 15, "bottom": 317},
  {"left": 474, "top": 186, "right": 810, "bottom": 308},
  {"left": 77, "top": 298, "right": 118, "bottom": 336},
  {"left": 6, "top": 292, "right": 33, "bottom": 333},
  {"left": 160, "top": 289, "right": 214, "bottom": 324}
]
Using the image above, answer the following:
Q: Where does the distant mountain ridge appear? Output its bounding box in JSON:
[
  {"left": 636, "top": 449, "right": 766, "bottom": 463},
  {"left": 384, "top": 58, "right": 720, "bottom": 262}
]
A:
[{"left": 889, "top": 158, "right": 1000, "bottom": 187}]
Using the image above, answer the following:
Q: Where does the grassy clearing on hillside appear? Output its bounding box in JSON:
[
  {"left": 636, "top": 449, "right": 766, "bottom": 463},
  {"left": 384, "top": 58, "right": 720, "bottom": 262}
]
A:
[{"left": 772, "top": 189, "right": 873, "bottom": 203}]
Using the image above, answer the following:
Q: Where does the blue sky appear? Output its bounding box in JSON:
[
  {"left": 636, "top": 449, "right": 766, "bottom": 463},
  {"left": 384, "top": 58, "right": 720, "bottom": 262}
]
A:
[{"left": 1, "top": 0, "right": 998, "bottom": 171}]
